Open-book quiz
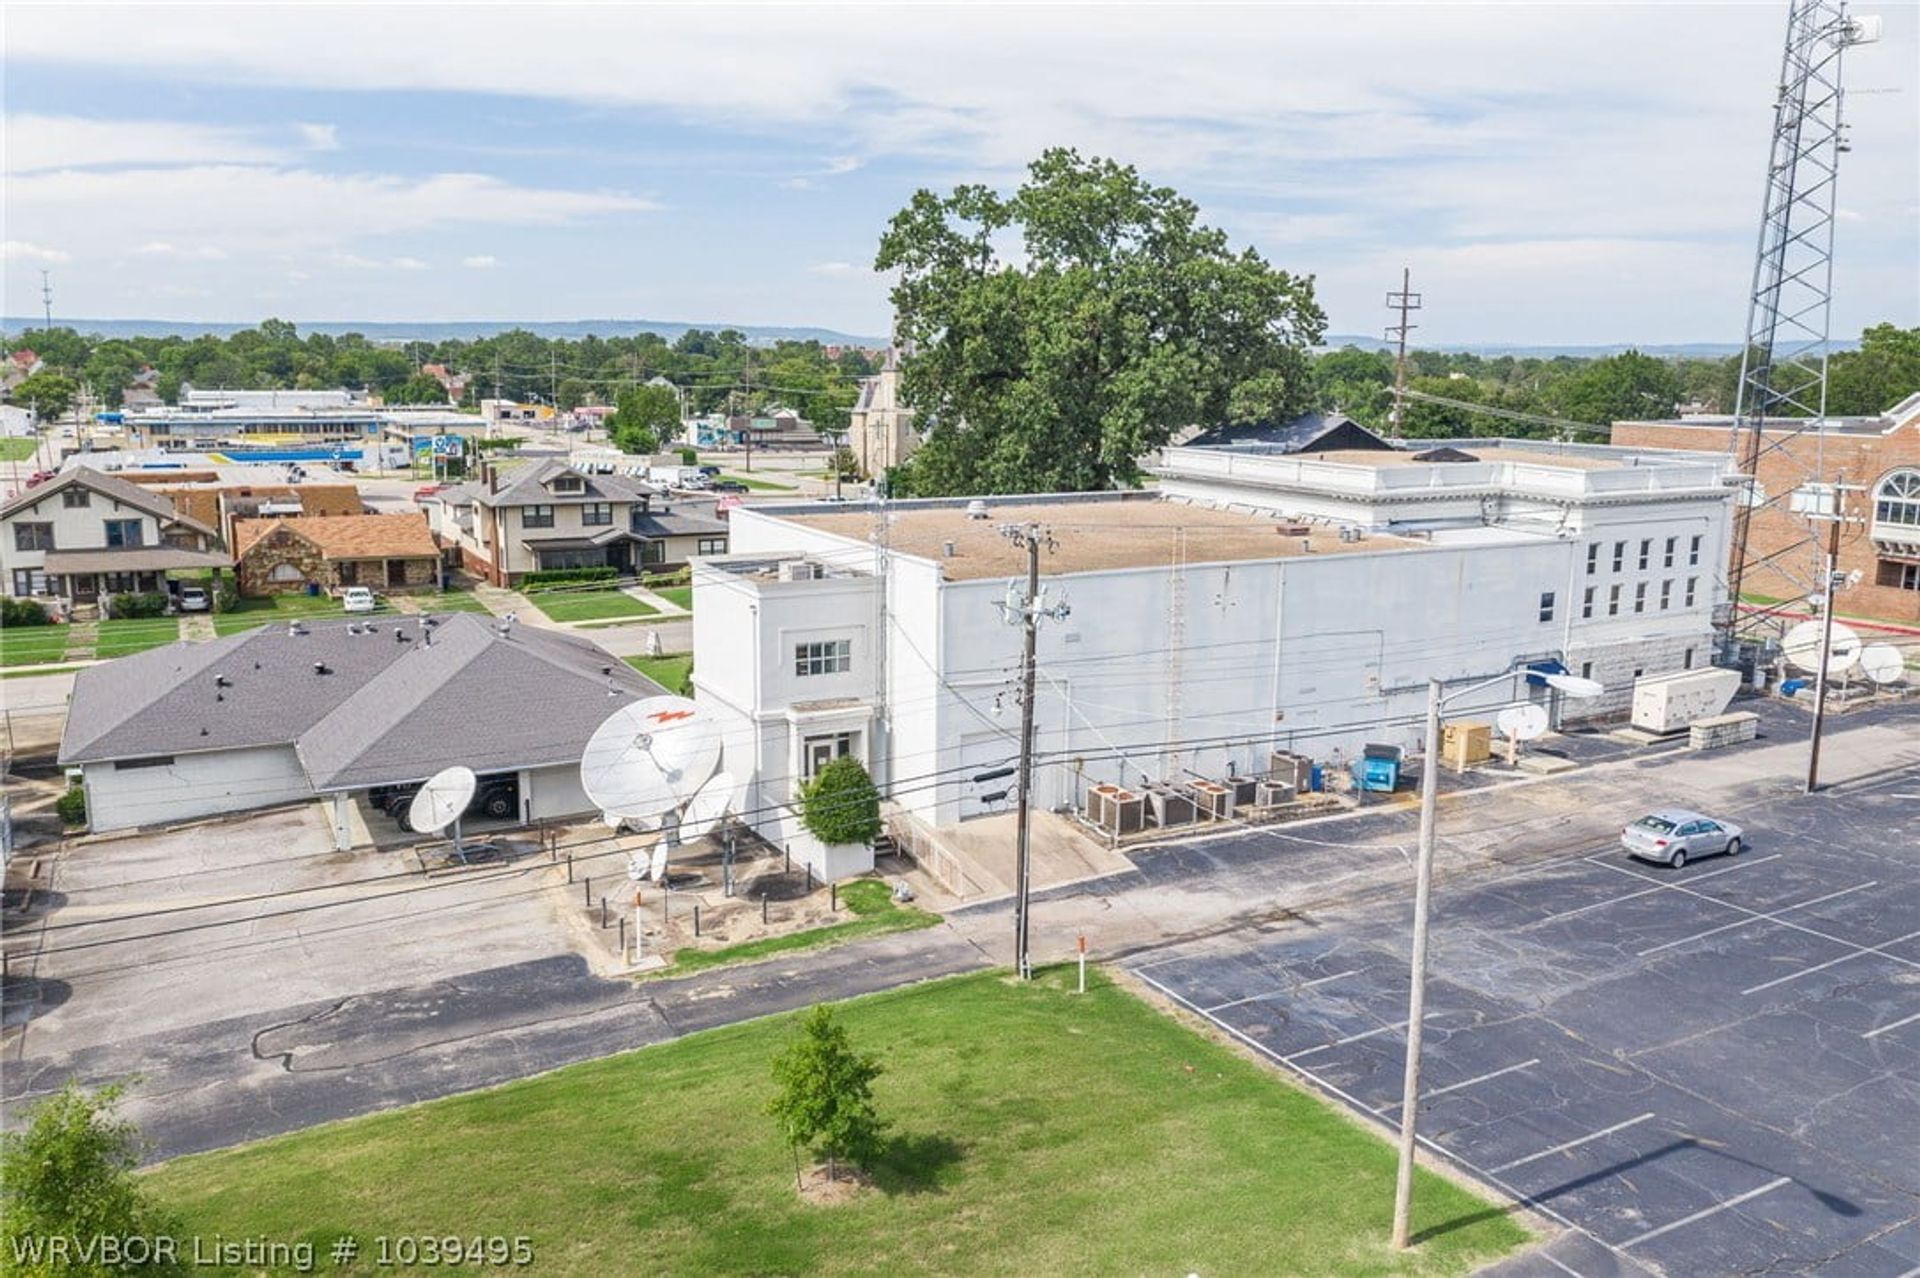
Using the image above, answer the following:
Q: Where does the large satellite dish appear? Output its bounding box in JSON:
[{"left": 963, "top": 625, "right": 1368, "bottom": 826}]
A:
[
  {"left": 1783, "top": 620, "right": 1861, "bottom": 674},
  {"left": 408, "top": 766, "right": 476, "bottom": 834},
  {"left": 579, "top": 696, "right": 720, "bottom": 819},
  {"left": 681, "top": 771, "right": 740, "bottom": 839},
  {"left": 1495, "top": 704, "right": 1550, "bottom": 742},
  {"left": 1860, "top": 644, "right": 1906, "bottom": 685}
]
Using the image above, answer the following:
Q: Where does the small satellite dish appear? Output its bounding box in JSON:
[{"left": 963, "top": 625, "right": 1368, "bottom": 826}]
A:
[
  {"left": 580, "top": 696, "right": 720, "bottom": 819},
  {"left": 1860, "top": 644, "right": 1905, "bottom": 685},
  {"left": 1783, "top": 620, "right": 1862, "bottom": 674},
  {"left": 408, "top": 766, "right": 476, "bottom": 834},
  {"left": 681, "top": 770, "right": 740, "bottom": 838},
  {"left": 1495, "top": 704, "right": 1550, "bottom": 741}
]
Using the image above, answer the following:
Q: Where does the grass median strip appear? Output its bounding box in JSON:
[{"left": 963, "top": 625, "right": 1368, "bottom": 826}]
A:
[
  {"left": 148, "top": 966, "right": 1527, "bottom": 1276},
  {"left": 531, "top": 589, "right": 658, "bottom": 623},
  {"left": 656, "top": 878, "right": 939, "bottom": 979},
  {"left": 624, "top": 652, "right": 692, "bottom": 694}
]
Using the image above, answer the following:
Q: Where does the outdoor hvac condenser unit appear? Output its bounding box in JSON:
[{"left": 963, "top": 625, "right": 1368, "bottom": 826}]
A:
[
  {"left": 1268, "top": 751, "right": 1312, "bottom": 792},
  {"left": 1086, "top": 783, "right": 1121, "bottom": 828},
  {"left": 1187, "top": 780, "right": 1234, "bottom": 820},
  {"left": 1255, "top": 780, "right": 1296, "bottom": 807},
  {"left": 1145, "top": 786, "right": 1197, "bottom": 828},
  {"left": 1631, "top": 668, "right": 1740, "bottom": 735},
  {"left": 1104, "top": 789, "right": 1145, "bottom": 835},
  {"left": 1229, "top": 776, "right": 1259, "bottom": 808}
]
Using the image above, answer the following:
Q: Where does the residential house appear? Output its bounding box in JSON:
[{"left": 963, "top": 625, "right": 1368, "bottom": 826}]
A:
[
  {"left": 420, "top": 364, "right": 471, "bottom": 402},
  {"left": 0, "top": 468, "right": 227, "bottom": 608},
  {"left": 59, "top": 613, "right": 669, "bottom": 838},
  {"left": 3, "top": 349, "right": 45, "bottom": 395},
  {"left": 122, "top": 366, "right": 163, "bottom": 410},
  {"left": 117, "top": 464, "right": 365, "bottom": 547},
  {"left": 234, "top": 512, "right": 441, "bottom": 596},
  {"left": 426, "top": 460, "right": 728, "bottom": 585}
]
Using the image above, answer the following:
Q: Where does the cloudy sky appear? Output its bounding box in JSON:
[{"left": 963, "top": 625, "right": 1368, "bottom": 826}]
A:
[{"left": 4, "top": 3, "right": 1916, "bottom": 344}]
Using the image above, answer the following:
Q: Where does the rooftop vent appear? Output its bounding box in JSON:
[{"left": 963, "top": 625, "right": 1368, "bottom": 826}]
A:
[
  {"left": 966, "top": 500, "right": 990, "bottom": 520},
  {"left": 943, "top": 540, "right": 957, "bottom": 558},
  {"left": 313, "top": 662, "right": 331, "bottom": 676},
  {"left": 778, "top": 560, "right": 823, "bottom": 583},
  {"left": 213, "top": 675, "right": 231, "bottom": 688}
]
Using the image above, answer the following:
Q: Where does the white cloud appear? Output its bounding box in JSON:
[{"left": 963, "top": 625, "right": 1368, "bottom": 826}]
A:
[
  {"left": 1, "top": 240, "right": 71, "bottom": 263},
  {"left": 136, "top": 241, "right": 229, "bottom": 260},
  {"left": 461, "top": 255, "right": 497, "bottom": 269},
  {"left": 823, "top": 156, "right": 862, "bottom": 176},
  {"left": 808, "top": 261, "right": 857, "bottom": 276},
  {"left": 294, "top": 122, "right": 338, "bottom": 151},
  {"left": 4, "top": 114, "right": 283, "bottom": 172},
  {"left": 332, "top": 252, "right": 429, "bottom": 271}
]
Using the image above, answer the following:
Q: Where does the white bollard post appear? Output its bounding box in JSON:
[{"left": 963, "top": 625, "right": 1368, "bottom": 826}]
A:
[{"left": 1077, "top": 935, "right": 1087, "bottom": 994}]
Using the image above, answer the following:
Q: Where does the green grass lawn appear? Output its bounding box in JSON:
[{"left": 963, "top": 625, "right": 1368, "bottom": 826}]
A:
[
  {"left": 654, "top": 584, "right": 692, "bottom": 610},
  {"left": 0, "top": 624, "right": 71, "bottom": 667},
  {"left": 212, "top": 592, "right": 395, "bottom": 635},
  {"left": 147, "top": 968, "right": 1528, "bottom": 1277},
  {"left": 417, "top": 589, "right": 494, "bottom": 614},
  {"left": 532, "top": 589, "right": 658, "bottom": 623},
  {"left": 719, "top": 472, "right": 796, "bottom": 491},
  {"left": 0, "top": 437, "right": 40, "bottom": 461},
  {"left": 624, "top": 652, "right": 693, "bottom": 694},
  {"left": 658, "top": 878, "right": 940, "bottom": 978},
  {"left": 90, "top": 617, "right": 186, "bottom": 658}
]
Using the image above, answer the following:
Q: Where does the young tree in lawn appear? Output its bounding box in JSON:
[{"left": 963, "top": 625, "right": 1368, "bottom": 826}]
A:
[
  {"left": 12, "top": 372, "right": 79, "bottom": 422},
  {"left": 767, "top": 1006, "right": 888, "bottom": 1185},
  {"left": 875, "top": 148, "right": 1325, "bottom": 495},
  {"left": 1, "top": 1083, "right": 183, "bottom": 1276}
]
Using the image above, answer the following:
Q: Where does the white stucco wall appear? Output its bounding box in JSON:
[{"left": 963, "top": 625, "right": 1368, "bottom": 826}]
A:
[{"left": 81, "top": 744, "right": 312, "bottom": 832}]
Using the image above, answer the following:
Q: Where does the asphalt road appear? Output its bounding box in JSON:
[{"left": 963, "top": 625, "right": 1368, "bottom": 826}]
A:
[{"left": 1126, "top": 767, "right": 1920, "bottom": 1277}]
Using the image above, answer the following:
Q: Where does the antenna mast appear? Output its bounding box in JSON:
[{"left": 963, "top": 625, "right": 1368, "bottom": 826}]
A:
[
  {"left": 1384, "top": 268, "right": 1420, "bottom": 437},
  {"left": 40, "top": 270, "right": 53, "bottom": 330},
  {"left": 1723, "top": 0, "right": 1877, "bottom": 643}
]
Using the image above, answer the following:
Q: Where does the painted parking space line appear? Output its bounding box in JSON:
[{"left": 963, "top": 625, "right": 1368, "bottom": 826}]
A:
[
  {"left": 1283, "top": 1014, "right": 1438, "bottom": 1062},
  {"left": 1541, "top": 855, "right": 1782, "bottom": 925},
  {"left": 1636, "top": 880, "right": 1878, "bottom": 957},
  {"left": 1617, "top": 1176, "right": 1792, "bottom": 1250},
  {"left": 1742, "top": 928, "right": 1920, "bottom": 996},
  {"left": 1862, "top": 1009, "right": 1920, "bottom": 1040},
  {"left": 1200, "top": 966, "right": 1366, "bottom": 1012},
  {"left": 1490, "top": 1112, "right": 1657, "bottom": 1173},
  {"left": 1375, "top": 1058, "right": 1540, "bottom": 1115},
  {"left": 1588, "top": 858, "right": 1920, "bottom": 977}
]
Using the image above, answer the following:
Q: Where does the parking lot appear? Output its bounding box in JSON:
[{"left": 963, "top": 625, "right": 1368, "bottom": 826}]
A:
[{"left": 1127, "top": 772, "right": 1920, "bottom": 1276}]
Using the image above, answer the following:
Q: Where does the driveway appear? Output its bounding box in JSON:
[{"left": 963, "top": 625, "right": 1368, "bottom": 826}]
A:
[{"left": 5, "top": 804, "right": 578, "bottom": 1058}]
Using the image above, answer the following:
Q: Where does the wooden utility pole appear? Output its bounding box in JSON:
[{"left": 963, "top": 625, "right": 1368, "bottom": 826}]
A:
[
  {"left": 1805, "top": 473, "right": 1853, "bottom": 793},
  {"left": 1385, "top": 268, "right": 1420, "bottom": 437}
]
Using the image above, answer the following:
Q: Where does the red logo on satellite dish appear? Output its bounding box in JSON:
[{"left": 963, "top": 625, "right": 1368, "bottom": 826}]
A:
[{"left": 647, "top": 709, "right": 696, "bottom": 724}]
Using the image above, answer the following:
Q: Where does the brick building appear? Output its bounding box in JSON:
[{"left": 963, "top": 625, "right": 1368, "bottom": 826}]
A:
[
  {"left": 234, "top": 513, "right": 440, "bottom": 596},
  {"left": 1612, "top": 392, "right": 1920, "bottom": 627}
]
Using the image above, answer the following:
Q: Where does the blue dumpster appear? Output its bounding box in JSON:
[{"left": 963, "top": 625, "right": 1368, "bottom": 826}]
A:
[{"left": 1353, "top": 744, "right": 1403, "bottom": 793}]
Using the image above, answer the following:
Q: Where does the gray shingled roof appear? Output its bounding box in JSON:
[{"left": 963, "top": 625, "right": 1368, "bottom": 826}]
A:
[
  {"left": 1183, "top": 412, "right": 1392, "bottom": 453},
  {"left": 469, "top": 460, "right": 648, "bottom": 508},
  {"left": 1, "top": 466, "right": 218, "bottom": 537},
  {"left": 60, "top": 614, "right": 666, "bottom": 791}
]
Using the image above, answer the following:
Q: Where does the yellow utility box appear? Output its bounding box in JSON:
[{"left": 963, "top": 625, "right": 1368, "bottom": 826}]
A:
[{"left": 1441, "top": 721, "right": 1493, "bottom": 770}]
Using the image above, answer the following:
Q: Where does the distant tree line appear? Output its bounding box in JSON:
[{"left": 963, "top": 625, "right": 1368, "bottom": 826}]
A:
[{"left": 0, "top": 320, "right": 882, "bottom": 432}]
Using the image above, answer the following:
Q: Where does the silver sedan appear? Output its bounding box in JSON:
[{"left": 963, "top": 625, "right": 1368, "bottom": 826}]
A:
[{"left": 1621, "top": 809, "right": 1746, "bottom": 869}]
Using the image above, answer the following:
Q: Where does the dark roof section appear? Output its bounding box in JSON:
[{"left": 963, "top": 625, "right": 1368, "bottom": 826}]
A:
[
  {"left": 1410, "top": 446, "right": 1481, "bottom": 463},
  {"left": 0, "top": 466, "right": 218, "bottom": 537},
  {"left": 468, "top": 459, "right": 649, "bottom": 508},
  {"left": 1184, "top": 412, "right": 1393, "bottom": 454},
  {"left": 634, "top": 505, "right": 728, "bottom": 538},
  {"left": 60, "top": 614, "right": 667, "bottom": 790}
]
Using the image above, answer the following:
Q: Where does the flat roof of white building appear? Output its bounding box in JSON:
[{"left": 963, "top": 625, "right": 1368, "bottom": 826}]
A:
[{"left": 782, "top": 496, "right": 1421, "bottom": 580}]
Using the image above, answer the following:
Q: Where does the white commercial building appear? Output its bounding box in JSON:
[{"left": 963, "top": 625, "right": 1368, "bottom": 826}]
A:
[{"left": 692, "top": 435, "right": 1737, "bottom": 848}]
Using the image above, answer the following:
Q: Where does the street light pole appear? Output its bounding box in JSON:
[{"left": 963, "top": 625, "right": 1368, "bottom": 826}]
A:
[{"left": 1391, "top": 677, "right": 1443, "bottom": 1250}]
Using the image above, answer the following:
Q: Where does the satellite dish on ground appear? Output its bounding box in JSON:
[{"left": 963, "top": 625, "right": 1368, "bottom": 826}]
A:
[
  {"left": 1495, "top": 704, "right": 1550, "bottom": 741},
  {"left": 409, "top": 766, "right": 476, "bottom": 835},
  {"left": 648, "top": 844, "right": 671, "bottom": 882},
  {"left": 1783, "top": 620, "right": 1861, "bottom": 674},
  {"left": 1860, "top": 644, "right": 1905, "bottom": 685},
  {"left": 681, "top": 771, "right": 740, "bottom": 839},
  {"left": 579, "top": 696, "right": 720, "bottom": 819}
]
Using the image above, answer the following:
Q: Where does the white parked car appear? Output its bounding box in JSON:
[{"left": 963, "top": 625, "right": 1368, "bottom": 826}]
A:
[
  {"left": 341, "top": 586, "right": 377, "bottom": 613},
  {"left": 175, "top": 585, "right": 211, "bottom": 612}
]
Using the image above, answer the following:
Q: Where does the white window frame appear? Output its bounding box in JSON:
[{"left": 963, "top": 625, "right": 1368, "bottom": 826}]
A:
[{"left": 794, "top": 638, "right": 852, "bottom": 677}]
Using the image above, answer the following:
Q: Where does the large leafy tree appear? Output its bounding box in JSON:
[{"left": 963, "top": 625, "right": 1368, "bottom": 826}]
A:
[
  {"left": 876, "top": 149, "right": 1326, "bottom": 495},
  {"left": 1546, "top": 349, "right": 1681, "bottom": 426},
  {"left": 608, "top": 383, "right": 681, "bottom": 455},
  {"left": 12, "top": 372, "right": 78, "bottom": 420},
  {"left": 767, "top": 1006, "right": 888, "bottom": 1185},
  {"left": 1827, "top": 323, "right": 1920, "bottom": 416}
]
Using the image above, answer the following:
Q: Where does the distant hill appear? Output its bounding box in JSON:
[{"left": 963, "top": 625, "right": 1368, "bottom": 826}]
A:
[
  {"left": 0, "top": 316, "right": 890, "bottom": 347},
  {"left": 1317, "top": 334, "right": 1860, "bottom": 358}
]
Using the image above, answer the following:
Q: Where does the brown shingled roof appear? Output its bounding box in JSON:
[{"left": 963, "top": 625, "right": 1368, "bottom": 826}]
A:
[{"left": 234, "top": 513, "right": 439, "bottom": 561}]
